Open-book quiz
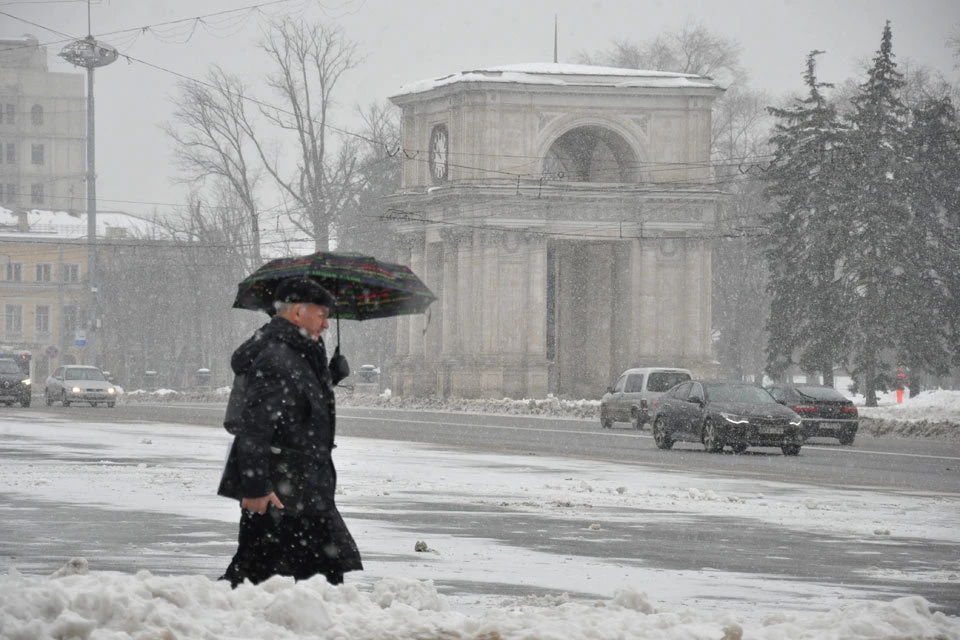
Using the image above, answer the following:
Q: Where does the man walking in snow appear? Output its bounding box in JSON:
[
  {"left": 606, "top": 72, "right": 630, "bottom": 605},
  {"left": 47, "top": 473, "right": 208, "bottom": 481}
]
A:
[{"left": 218, "top": 278, "right": 362, "bottom": 587}]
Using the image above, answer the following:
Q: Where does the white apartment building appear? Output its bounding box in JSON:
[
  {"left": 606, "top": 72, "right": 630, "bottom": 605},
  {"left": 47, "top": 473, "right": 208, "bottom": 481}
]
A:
[{"left": 0, "top": 35, "right": 86, "bottom": 212}]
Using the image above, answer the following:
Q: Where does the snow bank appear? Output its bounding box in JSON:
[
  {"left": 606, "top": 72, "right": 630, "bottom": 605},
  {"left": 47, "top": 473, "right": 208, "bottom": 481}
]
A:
[{"left": 2, "top": 566, "right": 957, "bottom": 640}]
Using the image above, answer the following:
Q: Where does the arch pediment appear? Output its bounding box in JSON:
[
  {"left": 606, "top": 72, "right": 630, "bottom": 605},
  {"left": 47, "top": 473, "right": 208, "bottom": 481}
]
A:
[{"left": 536, "top": 114, "right": 649, "bottom": 183}]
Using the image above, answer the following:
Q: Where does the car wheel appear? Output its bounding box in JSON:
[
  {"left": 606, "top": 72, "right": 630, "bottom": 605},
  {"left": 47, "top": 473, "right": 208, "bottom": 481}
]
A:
[
  {"left": 782, "top": 444, "right": 802, "bottom": 456},
  {"left": 61, "top": 390, "right": 70, "bottom": 407},
  {"left": 45, "top": 392, "right": 53, "bottom": 406},
  {"left": 731, "top": 443, "right": 748, "bottom": 454},
  {"left": 703, "top": 421, "right": 723, "bottom": 453},
  {"left": 653, "top": 418, "right": 674, "bottom": 450},
  {"left": 838, "top": 430, "right": 856, "bottom": 445},
  {"left": 21, "top": 398, "right": 30, "bottom": 408}
]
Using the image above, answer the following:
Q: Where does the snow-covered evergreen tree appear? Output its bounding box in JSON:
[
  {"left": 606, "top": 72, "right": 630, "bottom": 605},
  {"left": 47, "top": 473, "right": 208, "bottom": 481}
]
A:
[
  {"left": 842, "top": 22, "right": 913, "bottom": 406},
  {"left": 762, "top": 50, "right": 849, "bottom": 384},
  {"left": 902, "top": 96, "right": 960, "bottom": 381}
]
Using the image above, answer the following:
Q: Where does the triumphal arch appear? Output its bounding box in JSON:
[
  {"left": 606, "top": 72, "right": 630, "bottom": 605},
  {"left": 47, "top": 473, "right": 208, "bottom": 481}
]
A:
[{"left": 388, "top": 63, "right": 723, "bottom": 398}]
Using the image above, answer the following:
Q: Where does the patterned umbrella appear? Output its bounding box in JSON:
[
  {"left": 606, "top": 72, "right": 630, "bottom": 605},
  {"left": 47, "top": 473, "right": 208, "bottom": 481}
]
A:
[{"left": 232, "top": 251, "right": 436, "bottom": 321}]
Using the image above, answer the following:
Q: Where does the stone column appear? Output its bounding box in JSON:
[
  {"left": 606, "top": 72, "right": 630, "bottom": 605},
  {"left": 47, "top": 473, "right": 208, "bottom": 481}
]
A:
[
  {"left": 480, "top": 231, "right": 501, "bottom": 354},
  {"left": 440, "top": 230, "right": 460, "bottom": 356},
  {"left": 456, "top": 231, "right": 475, "bottom": 355},
  {"left": 684, "top": 236, "right": 701, "bottom": 360},
  {"left": 639, "top": 240, "right": 658, "bottom": 357},
  {"left": 526, "top": 233, "right": 547, "bottom": 357},
  {"left": 700, "top": 238, "right": 713, "bottom": 362},
  {"left": 424, "top": 240, "right": 443, "bottom": 358},
  {"left": 407, "top": 231, "right": 427, "bottom": 357},
  {"left": 394, "top": 237, "right": 413, "bottom": 357}
]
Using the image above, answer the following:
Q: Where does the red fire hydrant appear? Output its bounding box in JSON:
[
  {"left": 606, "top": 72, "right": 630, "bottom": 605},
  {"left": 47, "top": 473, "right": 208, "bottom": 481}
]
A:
[{"left": 895, "top": 367, "right": 908, "bottom": 404}]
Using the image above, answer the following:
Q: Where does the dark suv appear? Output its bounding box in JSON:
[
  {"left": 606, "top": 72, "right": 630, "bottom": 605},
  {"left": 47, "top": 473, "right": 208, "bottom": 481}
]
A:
[{"left": 0, "top": 357, "right": 31, "bottom": 407}]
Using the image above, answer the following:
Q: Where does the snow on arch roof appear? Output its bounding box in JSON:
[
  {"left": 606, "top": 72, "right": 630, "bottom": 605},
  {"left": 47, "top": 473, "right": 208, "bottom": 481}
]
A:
[{"left": 393, "top": 62, "right": 721, "bottom": 98}]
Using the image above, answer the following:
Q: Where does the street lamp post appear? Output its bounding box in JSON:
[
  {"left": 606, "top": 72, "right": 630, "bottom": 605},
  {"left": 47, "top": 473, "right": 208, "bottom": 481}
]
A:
[{"left": 59, "top": 27, "right": 117, "bottom": 366}]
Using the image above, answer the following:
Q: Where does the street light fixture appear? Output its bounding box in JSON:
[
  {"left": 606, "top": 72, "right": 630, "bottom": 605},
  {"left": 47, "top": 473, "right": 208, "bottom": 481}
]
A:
[{"left": 59, "top": 20, "right": 117, "bottom": 366}]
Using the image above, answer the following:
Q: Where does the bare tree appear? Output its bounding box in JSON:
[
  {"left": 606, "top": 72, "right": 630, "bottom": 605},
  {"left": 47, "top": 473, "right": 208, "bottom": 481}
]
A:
[
  {"left": 248, "top": 18, "right": 362, "bottom": 251},
  {"left": 334, "top": 100, "right": 402, "bottom": 378},
  {"left": 711, "top": 86, "right": 774, "bottom": 381},
  {"left": 163, "top": 67, "right": 263, "bottom": 268},
  {"left": 949, "top": 24, "right": 960, "bottom": 67},
  {"left": 578, "top": 21, "right": 746, "bottom": 87}
]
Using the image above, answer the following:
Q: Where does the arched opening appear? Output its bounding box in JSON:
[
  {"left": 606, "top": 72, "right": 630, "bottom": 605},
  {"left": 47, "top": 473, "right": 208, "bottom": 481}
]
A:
[{"left": 543, "top": 125, "right": 638, "bottom": 183}]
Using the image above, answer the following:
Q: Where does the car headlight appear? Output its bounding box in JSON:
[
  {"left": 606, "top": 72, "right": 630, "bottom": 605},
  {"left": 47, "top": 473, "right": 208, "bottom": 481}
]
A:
[
  {"left": 720, "top": 412, "right": 749, "bottom": 425},
  {"left": 107, "top": 387, "right": 115, "bottom": 394},
  {"left": 22, "top": 379, "right": 30, "bottom": 386},
  {"left": 71, "top": 386, "right": 82, "bottom": 393}
]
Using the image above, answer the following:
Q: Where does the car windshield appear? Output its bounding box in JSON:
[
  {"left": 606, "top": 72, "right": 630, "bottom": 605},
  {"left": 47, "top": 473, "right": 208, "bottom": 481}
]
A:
[
  {"left": 794, "top": 385, "right": 849, "bottom": 402},
  {"left": 65, "top": 368, "right": 107, "bottom": 381},
  {"left": 0, "top": 361, "right": 20, "bottom": 374},
  {"left": 707, "top": 385, "right": 776, "bottom": 404},
  {"left": 647, "top": 371, "right": 691, "bottom": 392}
]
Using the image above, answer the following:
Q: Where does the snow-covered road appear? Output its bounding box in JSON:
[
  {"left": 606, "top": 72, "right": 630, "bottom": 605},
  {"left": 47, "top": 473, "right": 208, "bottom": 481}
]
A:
[{"left": 1, "top": 410, "right": 959, "bottom": 638}]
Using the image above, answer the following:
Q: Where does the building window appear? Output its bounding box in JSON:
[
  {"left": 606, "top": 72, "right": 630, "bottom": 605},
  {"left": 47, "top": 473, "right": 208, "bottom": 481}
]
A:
[
  {"left": 61, "top": 305, "right": 78, "bottom": 333},
  {"left": 35, "top": 263, "right": 52, "bottom": 282},
  {"left": 5, "top": 104, "right": 14, "bottom": 125},
  {"left": 31, "top": 144, "right": 44, "bottom": 165},
  {"left": 35, "top": 304, "right": 50, "bottom": 335},
  {"left": 6, "top": 143, "right": 15, "bottom": 164},
  {"left": 30, "top": 183, "right": 43, "bottom": 205},
  {"left": 4, "top": 262, "right": 22, "bottom": 282},
  {"left": 4, "top": 304, "right": 23, "bottom": 339},
  {"left": 5, "top": 183, "right": 14, "bottom": 205},
  {"left": 62, "top": 263, "right": 80, "bottom": 283},
  {"left": 31, "top": 104, "right": 43, "bottom": 126}
]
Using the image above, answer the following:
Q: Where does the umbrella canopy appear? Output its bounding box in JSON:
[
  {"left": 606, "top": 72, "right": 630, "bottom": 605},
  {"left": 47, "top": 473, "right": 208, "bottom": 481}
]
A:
[{"left": 232, "top": 251, "right": 436, "bottom": 321}]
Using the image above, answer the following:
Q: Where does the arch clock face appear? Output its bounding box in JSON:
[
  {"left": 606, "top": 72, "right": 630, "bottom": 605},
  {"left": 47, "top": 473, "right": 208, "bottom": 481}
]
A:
[{"left": 429, "top": 124, "right": 448, "bottom": 182}]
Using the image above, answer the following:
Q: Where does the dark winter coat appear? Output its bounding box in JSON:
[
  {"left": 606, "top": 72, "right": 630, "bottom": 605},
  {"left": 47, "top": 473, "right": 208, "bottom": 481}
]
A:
[{"left": 217, "top": 316, "right": 340, "bottom": 514}]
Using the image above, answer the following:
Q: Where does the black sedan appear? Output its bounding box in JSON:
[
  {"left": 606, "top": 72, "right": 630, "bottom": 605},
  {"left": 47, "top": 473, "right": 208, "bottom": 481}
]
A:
[
  {"left": 765, "top": 383, "right": 859, "bottom": 444},
  {"left": 0, "top": 358, "right": 31, "bottom": 407},
  {"left": 651, "top": 380, "right": 804, "bottom": 455}
]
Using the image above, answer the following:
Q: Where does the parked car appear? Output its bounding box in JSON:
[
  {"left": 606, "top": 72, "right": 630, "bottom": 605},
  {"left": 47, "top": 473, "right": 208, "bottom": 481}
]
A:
[
  {"left": 0, "top": 357, "right": 31, "bottom": 407},
  {"left": 600, "top": 367, "right": 692, "bottom": 430},
  {"left": 357, "top": 364, "right": 380, "bottom": 383},
  {"left": 651, "top": 380, "right": 805, "bottom": 455},
  {"left": 45, "top": 365, "right": 117, "bottom": 408},
  {"left": 765, "top": 383, "right": 859, "bottom": 444}
]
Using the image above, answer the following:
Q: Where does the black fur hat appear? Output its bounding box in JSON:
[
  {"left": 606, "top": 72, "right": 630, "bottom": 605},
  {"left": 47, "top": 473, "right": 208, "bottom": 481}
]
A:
[{"left": 273, "top": 278, "right": 336, "bottom": 308}]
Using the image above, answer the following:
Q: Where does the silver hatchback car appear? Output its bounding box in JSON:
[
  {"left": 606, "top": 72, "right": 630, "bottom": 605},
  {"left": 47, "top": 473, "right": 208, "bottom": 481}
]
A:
[
  {"left": 600, "top": 367, "right": 692, "bottom": 429},
  {"left": 45, "top": 365, "right": 117, "bottom": 407}
]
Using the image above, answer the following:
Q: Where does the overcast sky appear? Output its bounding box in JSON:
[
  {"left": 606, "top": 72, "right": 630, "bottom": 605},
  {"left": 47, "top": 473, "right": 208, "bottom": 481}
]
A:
[{"left": 5, "top": 0, "right": 959, "bottom": 219}]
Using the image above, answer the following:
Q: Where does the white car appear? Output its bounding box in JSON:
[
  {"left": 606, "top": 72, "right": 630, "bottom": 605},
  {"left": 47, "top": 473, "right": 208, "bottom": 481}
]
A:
[
  {"left": 599, "top": 367, "right": 693, "bottom": 430},
  {"left": 45, "top": 365, "right": 118, "bottom": 408}
]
